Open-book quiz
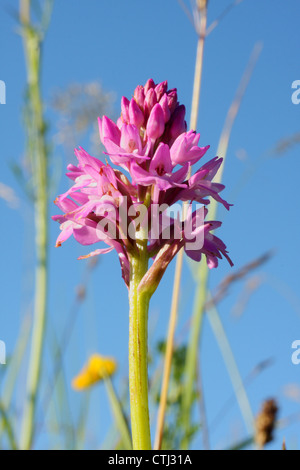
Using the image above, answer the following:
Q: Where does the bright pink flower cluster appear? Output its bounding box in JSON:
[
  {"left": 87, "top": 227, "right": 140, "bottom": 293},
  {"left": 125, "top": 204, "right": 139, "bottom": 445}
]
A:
[{"left": 53, "top": 79, "right": 232, "bottom": 288}]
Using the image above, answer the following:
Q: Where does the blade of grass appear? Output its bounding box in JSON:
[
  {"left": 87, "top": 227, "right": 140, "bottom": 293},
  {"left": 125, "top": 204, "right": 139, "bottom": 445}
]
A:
[
  {"left": 0, "top": 402, "right": 18, "bottom": 450},
  {"left": 196, "top": 358, "right": 210, "bottom": 450},
  {"left": 75, "top": 393, "right": 91, "bottom": 450},
  {"left": 206, "top": 294, "right": 255, "bottom": 435},
  {"left": 104, "top": 377, "right": 132, "bottom": 450}
]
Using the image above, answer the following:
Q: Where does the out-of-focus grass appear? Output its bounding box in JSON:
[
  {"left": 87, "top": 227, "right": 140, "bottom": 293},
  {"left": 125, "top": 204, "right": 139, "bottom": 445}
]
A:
[{"left": 19, "top": 0, "right": 52, "bottom": 449}]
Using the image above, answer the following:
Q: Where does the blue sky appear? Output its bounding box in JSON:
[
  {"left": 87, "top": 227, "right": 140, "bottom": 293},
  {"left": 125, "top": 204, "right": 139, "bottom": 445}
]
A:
[{"left": 1, "top": 0, "right": 300, "bottom": 450}]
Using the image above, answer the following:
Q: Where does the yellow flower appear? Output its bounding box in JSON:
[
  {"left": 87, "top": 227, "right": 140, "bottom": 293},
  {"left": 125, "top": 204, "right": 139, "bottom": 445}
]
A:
[{"left": 72, "top": 354, "right": 117, "bottom": 391}]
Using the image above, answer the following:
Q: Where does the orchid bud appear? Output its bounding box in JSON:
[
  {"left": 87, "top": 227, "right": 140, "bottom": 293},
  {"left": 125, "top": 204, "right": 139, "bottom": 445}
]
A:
[
  {"left": 134, "top": 85, "right": 145, "bottom": 109},
  {"left": 129, "top": 98, "right": 144, "bottom": 128},
  {"left": 144, "top": 78, "right": 155, "bottom": 94},
  {"left": 144, "top": 88, "right": 157, "bottom": 116},
  {"left": 146, "top": 103, "right": 165, "bottom": 140},
  {"left": 159, "top": 94, "right": 171, "bottom": 123},
  {"left": 167, "top": 89, "right": 178, "bottom": 113},
  {"left": 155, "top": 80, "right": 168, "bottom": 101},
  {"left": 121, "top": 96, "right": 130, "bottom": 123}
]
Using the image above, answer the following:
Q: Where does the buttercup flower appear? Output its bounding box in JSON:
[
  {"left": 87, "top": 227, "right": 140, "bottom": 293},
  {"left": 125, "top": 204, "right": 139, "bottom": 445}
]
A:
[
  {"left": 72, "top": 354, "right": 117, "bottom": 391},
  {"left": 53, "top": 79, "right": 233, "bottom": 292}
]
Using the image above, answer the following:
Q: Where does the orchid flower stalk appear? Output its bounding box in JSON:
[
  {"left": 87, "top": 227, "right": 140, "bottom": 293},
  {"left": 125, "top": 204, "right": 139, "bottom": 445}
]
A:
[{"left": 53, "top": 79, "right": 232, "bottom": 449}]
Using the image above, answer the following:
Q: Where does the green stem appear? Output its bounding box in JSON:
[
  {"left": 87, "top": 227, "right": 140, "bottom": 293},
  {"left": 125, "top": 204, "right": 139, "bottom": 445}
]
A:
[
  {"left": 19, "top": 9, "right": 49, "bottom": 449},
  {"left": 20, "top": 139, "right": 48, "bottom": 450},
  {"left": 128, "top": 235, "right": 151, "bottom": 450},
  {"left": 21, "top": 263, "right": 47, "bottom": 450}
]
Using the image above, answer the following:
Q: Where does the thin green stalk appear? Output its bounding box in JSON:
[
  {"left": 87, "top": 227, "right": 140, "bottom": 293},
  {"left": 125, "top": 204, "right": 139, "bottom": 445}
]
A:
[
  {"left": 129, "top": 231, "right": 151, "bottom": 450},
  {"left": 104, "top": 377, "right": 132, "bottom": 450},
  {"left": 75, "top": 393, "right": 90, "bottom": 450},
  {"left": 207, "top": 294, "right": 254, "bottom": 435},
  {"left": 20, "top": 166, "right": 48, "bottom": 450},
  {"left": 181, "top": 265, "right": 208, "bottom": 449},
  {"left": 19, "top": 1, "right": 50, "bottom": 449},
  {"left": 0, "top": 403, "right": 18, "bottom": 451}
]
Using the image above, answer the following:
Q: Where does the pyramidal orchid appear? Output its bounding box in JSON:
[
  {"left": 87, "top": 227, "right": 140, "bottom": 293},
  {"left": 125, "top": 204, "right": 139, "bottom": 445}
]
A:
[{"left": 53, "top": 79, "right": 232, "bottom": 449}]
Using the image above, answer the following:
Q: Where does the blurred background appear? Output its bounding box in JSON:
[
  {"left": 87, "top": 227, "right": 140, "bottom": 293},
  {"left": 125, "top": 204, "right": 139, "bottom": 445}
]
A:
[{"left": 0, "top": 0, "right": 300, "bottom": 450}]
